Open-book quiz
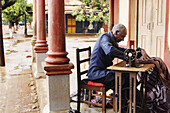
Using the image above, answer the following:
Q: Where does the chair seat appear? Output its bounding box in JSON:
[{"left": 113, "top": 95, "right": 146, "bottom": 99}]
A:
[
  {"left": 81, "top": 79, "right": 105, "bottom": 87},
  {"left": 88, "top": 81, "right": 105, "bottom": 86}
]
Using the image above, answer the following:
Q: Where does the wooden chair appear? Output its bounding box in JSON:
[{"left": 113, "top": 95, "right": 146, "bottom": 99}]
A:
[{"left": 76, "top": 47, "right": 107, "bottom": 113}]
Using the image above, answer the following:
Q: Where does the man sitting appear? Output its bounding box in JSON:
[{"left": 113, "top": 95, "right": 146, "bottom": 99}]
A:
[{"left": 87, "top": 24, "right": 127, "bottom": 91}]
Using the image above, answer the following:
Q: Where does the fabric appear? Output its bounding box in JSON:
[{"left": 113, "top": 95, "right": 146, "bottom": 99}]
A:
[
  {"left": 91, "top": 96, "right": 110, "bottom": 106},
  {"left": 138, "top": 57, "right": 170, "bottom": 89},
  {"left": 87, "top": 31, "right": 126, "bottom": 80},
  {"left": 137, "top": 57, "right": 170, "bottom": 113}
]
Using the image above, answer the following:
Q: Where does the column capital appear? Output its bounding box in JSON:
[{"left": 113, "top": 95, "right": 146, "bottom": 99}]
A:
[{"left": 44, "top": 63, "right": 74, "bottom": 76}]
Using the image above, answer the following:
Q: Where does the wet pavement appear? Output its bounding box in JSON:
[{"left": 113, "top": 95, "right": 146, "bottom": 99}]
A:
[{"left": 0, "top": 26, "right": 40, "bottom": 113}]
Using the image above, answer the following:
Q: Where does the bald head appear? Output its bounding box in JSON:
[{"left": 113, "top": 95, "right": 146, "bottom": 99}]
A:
[
  {"left": 111, "top": 24, "right": 127, "bottom": 43},
  {"left": 112, "top": 24, "right": 127, "bottom": 34}
]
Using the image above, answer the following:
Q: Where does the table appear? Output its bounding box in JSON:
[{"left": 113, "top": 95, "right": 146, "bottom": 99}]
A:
[{"left": 107, "top": 61, "right": 154, "bottom": 113}]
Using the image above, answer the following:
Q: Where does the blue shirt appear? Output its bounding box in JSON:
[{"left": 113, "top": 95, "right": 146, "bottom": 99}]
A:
[{"left": 87, "top": 31, "right": 126, "bottom": 80}]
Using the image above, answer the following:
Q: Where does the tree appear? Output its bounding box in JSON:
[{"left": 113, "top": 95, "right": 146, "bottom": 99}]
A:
[
  {"left": 0, "top": 0, "right": 18, "bottom": 66},
  {"left": 72, "top": 0, "right": 109, "bottom": 23},
  {"left": 20, "top": 3, "right": 33, "bottom": 24},
  {"left": 2, "top": 0, "right": 27, "bottom": 24},
  {"left": 0, "top": 0, "right": 5, "bottom": 66},
  {"left": 2, "top": 0, "right": 17, "bottom": 10},
  {"left": 2, "top": 0, "right": 33, "bottom": 36},
  {"left": 2, "top": 0, "right": 33, "bottom": 25}
]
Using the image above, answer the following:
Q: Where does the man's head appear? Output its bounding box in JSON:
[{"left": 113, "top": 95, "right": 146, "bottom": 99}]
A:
[{"left": 111, "top": 24, "right": 127, "bottom": 43}]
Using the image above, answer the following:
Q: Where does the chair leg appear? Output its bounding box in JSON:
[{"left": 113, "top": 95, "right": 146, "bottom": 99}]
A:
[
  {"left": 77, "top": 88, "right": 81, "bottom": 112},
  {"left": 102, "top": 88, "right": 106, "bottom": 113},
  {"left": 113, "top": 96, "right": 116, "bottom": 112},
  {"left": 88, "top": 89, "right": 92, "bottom": 107}
]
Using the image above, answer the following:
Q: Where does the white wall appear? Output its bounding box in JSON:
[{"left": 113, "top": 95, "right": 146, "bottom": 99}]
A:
[
  {"left": 119, "top": 0, "right": 129, "bottom": 46},
  {"left": 27, "top": 0, "right": 33, "bottom": 4}
]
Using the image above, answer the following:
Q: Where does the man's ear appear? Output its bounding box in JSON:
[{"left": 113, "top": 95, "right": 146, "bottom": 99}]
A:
[
  {"left": 115, "top": 30, "right": 120, "bottom": 35},
  {"left": 114, "top": 30, "right": 119, "bottom": 36}
]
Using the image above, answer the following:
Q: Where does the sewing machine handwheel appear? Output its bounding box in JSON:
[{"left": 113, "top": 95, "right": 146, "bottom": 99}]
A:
[{"left": 124, "top": 49, "right": 136, "bottom": 61}]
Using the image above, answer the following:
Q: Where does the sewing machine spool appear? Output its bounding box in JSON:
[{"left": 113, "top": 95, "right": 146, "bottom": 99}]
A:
[{"left": 124, "top": 48, "right": 136, "bottom": 67}]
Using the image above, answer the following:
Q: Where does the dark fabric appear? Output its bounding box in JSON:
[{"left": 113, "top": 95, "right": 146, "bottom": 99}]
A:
[
  {"left": 137, "top": 57, "right": 170, "bottom": 89},
  {"left": 137, "top": 57, "right": 170, "bottom": 113},
  {"left": 87, "top": 31, "right": 126, "bottom": 80},
  {"left": 91, "top": 70, "right": 115, "bottom": 91}
]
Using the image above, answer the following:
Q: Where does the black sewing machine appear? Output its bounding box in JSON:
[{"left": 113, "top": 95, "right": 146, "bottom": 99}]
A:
[{"left": 124, "top": 48, "right": 142, "bottom": 67}]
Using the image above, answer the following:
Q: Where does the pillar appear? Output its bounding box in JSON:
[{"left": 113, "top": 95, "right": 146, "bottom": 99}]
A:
[
  {"left": 109, "top": 0, "right": 114, "bottom": 31},
  {"left": 44, "top": 0, "right": 74, "bottom": 112},
  {"left": 34, "top": 0, "right": 48, "bottom": 78},
  {"left": 32, "top": 0, "right": 37, "bottom": 63}
]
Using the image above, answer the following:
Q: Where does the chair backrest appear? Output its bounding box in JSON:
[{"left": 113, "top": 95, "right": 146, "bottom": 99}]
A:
[{"left": 76, "top": 47, "right": 91, "bottom": 84}]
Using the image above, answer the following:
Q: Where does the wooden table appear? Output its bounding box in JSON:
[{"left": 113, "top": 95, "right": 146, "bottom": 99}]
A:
[{"left": 108, "top": 61, "right": 154, "bottom": 113}]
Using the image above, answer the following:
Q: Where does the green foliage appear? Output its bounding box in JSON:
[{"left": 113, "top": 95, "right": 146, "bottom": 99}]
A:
[
  {"left": 2, "top": 0, "right": 17, "bottom": 10},
  {"left": 2, "top": 0, "right": 33, "bottom": 24},
  {"left": 26, "top": 15, "right": 32, "bottom": 23},
  {"left": 2, "top": 0, "right": 5, "bottom": 5},
  {"left": 26, "top": 3, "right": 33, "bottom": 12},
  {"left": 26, "top": 3, "right": 33, "bottom": 23},
  {"left": 80, "top": 0, "right": 92, "bottom": 6},
  {"left": 72, "top": 0, "right": 109, "bottom": 23}
]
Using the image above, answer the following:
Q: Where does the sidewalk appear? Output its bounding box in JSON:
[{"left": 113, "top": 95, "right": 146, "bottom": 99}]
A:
[{"left": 0, "top": 27, "right": 40, "bottom": 113}]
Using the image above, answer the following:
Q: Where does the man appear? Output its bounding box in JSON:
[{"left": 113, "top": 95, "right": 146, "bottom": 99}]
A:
[
  {"left": 87, "top": 24, "right": 127, "bottom": 90},
  {"left": 87, "top": 24, "right": 170, "bottom": 112}
]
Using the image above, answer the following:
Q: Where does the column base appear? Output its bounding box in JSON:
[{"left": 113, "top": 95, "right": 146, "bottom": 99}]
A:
[
  {"left": 31, "top": 36, "right": 37, "bottom": 46},
  {"left": 36, "top": 53, "right": 47, "bottom": 72},
  {"left": 31, "top": 45, "right": 36, "bottom": 63},
  {"left": 34, "top": 71, "right": 46, "bottom": 79},
  {"left": 43, "top": 105, "right": 70, "bottom": 113},
  {"left": 46, "top": 75, "right": 70, "bottom": 112}
]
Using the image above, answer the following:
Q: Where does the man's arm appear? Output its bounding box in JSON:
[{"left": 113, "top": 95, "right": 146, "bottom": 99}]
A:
[
  {"left": 100, "top": 36, "right": 125, "bottom": 60},
  {"left": 118, "top": 46, "right": 126, "bottom": 52}
]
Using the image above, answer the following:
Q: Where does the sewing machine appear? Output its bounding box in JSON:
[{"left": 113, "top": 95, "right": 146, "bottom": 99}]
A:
[{"left": 124, "top": 48, "right": 142, "bottom": 67}]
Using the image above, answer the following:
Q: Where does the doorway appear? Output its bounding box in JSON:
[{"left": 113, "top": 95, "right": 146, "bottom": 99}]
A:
[
  {"left": 67, "top": 15, "right": 76, "bottom": 33},
  {"left": 138, "top": 0, "right": 166, "bottom": 59}
]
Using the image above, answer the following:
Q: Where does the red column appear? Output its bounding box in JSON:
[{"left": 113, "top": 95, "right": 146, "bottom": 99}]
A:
[
  {"left": 44, "top": 0, "right": 74, "bottom": 75},
  {"left": 32, "top": 0, "right": 37, "bottom": 46},
  {"left": 109, "top": 0, "right": 114, "bottom": 31},
  {"left": 114, "top": 0, "right": 119, "bottom": 25},
  {"left": 34, "top": 0, "right": 48, "bottom": 53}
]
